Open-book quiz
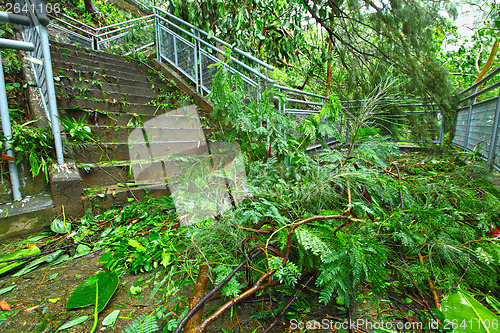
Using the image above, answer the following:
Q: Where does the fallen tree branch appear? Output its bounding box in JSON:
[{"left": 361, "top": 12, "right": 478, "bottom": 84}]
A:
[
  {"left": 262, "top": 275, "right": 315, "bottom": 333},
  {"left": 199, "top": 269, "right": 277, "bottom": 332},
  {"left": 185, "top": 264, "right": 210, "bottom": 333},
  {"left": 419, "top": 254, "right": 441, "bottom": 311},
  {"left": 173, "top": 250, "right": 263, "bottom": 333}
]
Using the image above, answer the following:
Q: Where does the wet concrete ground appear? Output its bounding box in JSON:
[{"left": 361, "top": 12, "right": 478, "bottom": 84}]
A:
[
  {"left": 0, "top": 250, "right": 160, "bottom": 332},
  {"left": 0, "top": 249, "right": 287, "bottom": 333}
]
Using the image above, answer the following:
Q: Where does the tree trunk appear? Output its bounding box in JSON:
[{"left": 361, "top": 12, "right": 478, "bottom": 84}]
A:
[
  {"left": 325, "top": 36, "right": 333, "bottom": 96},
  {"left": 84, "top": 0, "right": 100, "bottom": 14},
  {"left": 474, "top": 31, "right": 500, "bottom": 84}
]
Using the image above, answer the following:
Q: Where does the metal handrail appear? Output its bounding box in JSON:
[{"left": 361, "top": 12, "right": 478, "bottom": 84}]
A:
[
  {"left": 48, "top": 13, "right": 155, "bottom": 53},
  {"left": 0, "top": 11, "right": 31, "bottom": 25},
  {"left": 155, "top": 6, "right": 274, "bottom": 70},
  {"left": 460, "top": 66, "right": 500, "bottom": 95},
  {"left": 0, "top": 29, "right": 36, "bottom": 201},
  {"left": 17, "top": 0, "right": 64, "bottom": 168},
  {"left": 95, "top": 14, "right": 154, "bottom": 32}
]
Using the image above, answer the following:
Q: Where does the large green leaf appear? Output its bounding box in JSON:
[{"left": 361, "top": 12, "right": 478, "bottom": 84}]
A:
[
  {"left": 66, "top": 271, "right": 119, "bottom": 313},
  {"left": 441, "top": 290, "right": 499, "bottom": 333},
  {"left": 0, "top": 246, "right": 40, "bottom": 275}
]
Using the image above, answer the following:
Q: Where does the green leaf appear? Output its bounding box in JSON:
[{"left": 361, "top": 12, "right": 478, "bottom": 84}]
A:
[
  {"left": 56, "top": 315, "right": 89, "bottom": 331},
  {"left": 441, "top": 290, "right": 499, "bottom": 333},
  {"left": 13, "top": 250, "right": 62, "bottom": 277},
  {"left": 0, "top": 285, "right": 16, "bottom": 295},
  {"left": 102, "top": 310, "right": 120, "bottom": 327},
  {"left": 128, "top": 239, "right": 145, "bottom": 252},
  {"left": 51, "top": 218, "right": 71, "bottom": 234},
  {"left": 74, "top": 244, "right": 92, "bottom": 258},
  {"left": 66, "top": 271, "right": 119, "bottom": 313},
  {"left": 0, "top": 246, "right": 40, "bottom": 274},
  {"left": 129, "top": 285, "right": 142, "bottom": 295}
]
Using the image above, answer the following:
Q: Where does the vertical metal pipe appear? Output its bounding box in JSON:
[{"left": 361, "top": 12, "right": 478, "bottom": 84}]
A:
[
  {"left": 438, "top": 111, "right": 444, "bottom": 147},
  {"left": 487, "top": 90, "right": 500, "bottom": 165},
  {"left": 0, "top": 52, "right": 22, "bottom": 200},
  {"left": 464, "top": 86, "right": 477, "bottom": 151},
  {"left": 256, "top": 63, "right": 261, "bottom": 103},
  {"left": 193, "top": 28, "right": 199, "bottom": 93},
  {"left": 173, "top": 35, "right": 178, "bottom": 67},
  {"left": 345, "top": 112, "right": 349, "bottom": 142},
  {"left": 154, "top": 6, "right": 160, "bottom": 61},
  {"left": 198, "top": 31, "right": 203, "bottom": 95},
  {"left": 39, "top": 24, "right": 64, "bottom": 165}
]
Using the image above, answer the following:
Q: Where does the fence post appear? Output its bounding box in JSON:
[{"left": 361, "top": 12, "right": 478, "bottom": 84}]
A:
[
  {"left": 197, "top": 31, "right": 203, "bottom": 95},
  {"left": 155, "top": 6, "right": 160, "bottom": 61},
  {"left": 193, "top": 27, "right": 199, "bottom": 93},
  {"left": 0, "top": 52, "right": 22, "bottom": 200},
  {"left": 487, "top": 90, "right": 500, "bottom": 166},
  {"left": 439, "top": 111, "right": 444, "bottom": 147},
  {"left": 173, "top": 35, "right": 178, "bottom": 67},
  {"left": 39, "top": 24, "right": 64, "bottom": 165},
  {"left": 464, "top": 86, "right": 477, "bottom": 151}
]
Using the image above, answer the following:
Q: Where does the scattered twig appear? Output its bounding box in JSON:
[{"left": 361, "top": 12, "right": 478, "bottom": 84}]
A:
[
  {"left": 262, "top": 275, "right": 315, "bottom": 333},
  {"left": 173, "top": 250, "right": 263, "bottom": 333},
  {"left": 199, "top": 270, "right": 278, "bottom": 332},
  {"left": 419, "top": 254, "right": 441, "bottom": 310}
]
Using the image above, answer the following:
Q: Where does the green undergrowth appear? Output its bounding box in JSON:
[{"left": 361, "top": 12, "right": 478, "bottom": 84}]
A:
[{"left": 2, "top": 66, "right": 500, "bottom": 332}]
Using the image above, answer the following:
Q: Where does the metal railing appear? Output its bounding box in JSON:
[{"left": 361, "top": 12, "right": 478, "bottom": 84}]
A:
[
  {"left": 16, "top": 0, "right": 64, "bottom": 167},
  {"left": 154, "top": 6, "right": 443, "bottom": 147},
  {"left": 154, "top": 6, "right": 273, "bottom": 100},
  {"left": 47, "top": 12, "right": 155, "bottom": 53},
  {"left": 453, "top": 67, "right": 500, "bottom": 171},
  {"left": 0, "top": 12, "right": 35, "bottom": 200},
  {"left": 274, "top": 85, "right": 443, "bottom": 145}
]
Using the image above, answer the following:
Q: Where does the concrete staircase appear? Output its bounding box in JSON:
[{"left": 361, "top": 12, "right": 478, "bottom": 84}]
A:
[{"left": 50, "top": 41, "right": 205, "bottom": 214}]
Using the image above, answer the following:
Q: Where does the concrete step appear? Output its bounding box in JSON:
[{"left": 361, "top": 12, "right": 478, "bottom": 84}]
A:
[
  {"left": 0, "top": 192, "right": 57, "bottom": 241},
  {"left": 77, "top": 157, "right": 189, "bottom": 187},
  {"left": 50, "top": 41, "right": 126, "bottom": 62},
  {"left": 52, "top": 52, "right": 149, "bottom": 76},
  {"left": 66, "top": 141, "right": 209, "bottom": 163},
  {"left": 58, "top": 76, "right": 158, "bottom": 98},
  {"left": 57, "top": 109, "right": 178, "bottom": 127},
  {"left": 57, "top": 96, "right": 184, "bottom": 116},
  {"left": 54, "top": 67, "right": 167, "bottom": 90},
  {"left": 53, "top": 61, "right": 150, "bottom": 82},
  {"left": 83, "top": 183, "right": 170, "bottom": 211},
  {"left": 91, "top": 126, "right": 205, "bottom": 143},
  {"left": 56, "top": 85, "right": 156, "bottom": 104}
]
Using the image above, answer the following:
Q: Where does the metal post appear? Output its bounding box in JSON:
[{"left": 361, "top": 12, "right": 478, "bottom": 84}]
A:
[
  {"left": 464, "top": 86, "right": 477, "bottom": 151},
  {"left": 39, "top": 25, "right": 64, "bottom": 165},
  {"left": 193, "top": 28, "right": 199, "bottom": 93},
  {"left": 0, "top": 52, "right": 22, "bottom": 200},
  {"left": 197, "top": 31, "right": 203, "bottom": 95},
  {"left": 438, "top": 111, "right": 444, "bottom": 147},
  {"left": 154, "top": 6, "right": 160, "bottom": 61},
  {"left": 487, "top": 90, "right": 500, "bottom": 165},
  {"left": 173, "top": 35, "right": 178, "bottom": 67},
  {"left": 256, "top": 63, "right": 261, "bottom": 103}
]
